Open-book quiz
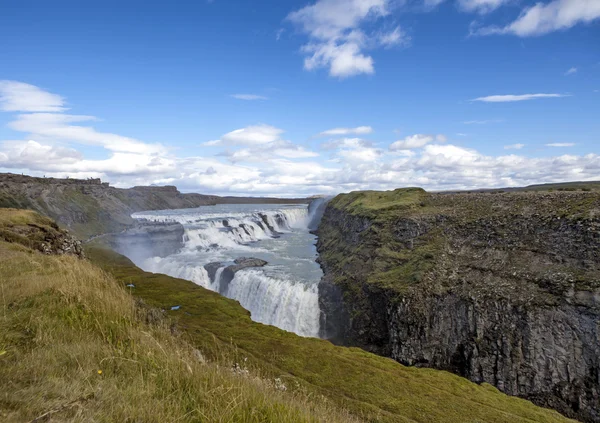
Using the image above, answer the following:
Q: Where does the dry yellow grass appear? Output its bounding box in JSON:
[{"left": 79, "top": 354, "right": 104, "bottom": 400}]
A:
[{"left": 0, "top": 242, "right": 357, "bottom": 422}]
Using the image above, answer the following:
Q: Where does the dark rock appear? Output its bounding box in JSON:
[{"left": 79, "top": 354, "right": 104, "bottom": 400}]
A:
[
  {"left": 258, "top": 213, "right": 277, "bottom": 233},
  {"left": 218, "top": 257, "right": 268, "bottom": 294},
  {"left": 204, "top": 262, "right": 223, "bottom": 282},
  {"left": 316, "top": 190, "right": 600, "bottom": 422}
]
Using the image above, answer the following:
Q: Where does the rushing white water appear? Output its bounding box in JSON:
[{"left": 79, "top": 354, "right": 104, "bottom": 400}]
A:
[{"left": 130, "top": 204, "right": 322, "bottom": 337}]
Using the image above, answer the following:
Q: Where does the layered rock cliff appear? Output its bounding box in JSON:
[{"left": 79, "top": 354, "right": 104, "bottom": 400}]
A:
[
  {"left": 317, "top": 188, "right": 600, "bottom": 422},
  {"left": 0, "top": 173, "right": 219, "bottom": 238},
  {"left": 0, "top": 173, "right": 310, "bottom": 239}
]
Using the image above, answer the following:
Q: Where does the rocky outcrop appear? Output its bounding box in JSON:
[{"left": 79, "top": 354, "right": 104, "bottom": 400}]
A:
[
  {"left": 0, "top": 173, "right": 219, "bottom": 239},
  {"left": 204, "top": 257, "right": 268, "bottom": 293},
  {"left": 0, "top": 208, "right": 84, "bottom": 258},
  {"left": 317, "top": 189, "right": 600, "bottom": 422},
  {"left": 220, "top": 257, "right": 268, "bottom": 292}
]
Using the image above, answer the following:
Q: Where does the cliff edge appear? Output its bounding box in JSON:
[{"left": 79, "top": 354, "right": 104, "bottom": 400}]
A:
[{"left": 317, "top": 187, "right": 600, "bottom": 422}]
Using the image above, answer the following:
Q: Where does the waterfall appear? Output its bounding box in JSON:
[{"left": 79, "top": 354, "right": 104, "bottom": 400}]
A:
[
  {"left": 226, "top": 269, "right": 320, "bottom": 337},
  {"left": 132, "top": 204, "right": 322, "bottom": 338}
]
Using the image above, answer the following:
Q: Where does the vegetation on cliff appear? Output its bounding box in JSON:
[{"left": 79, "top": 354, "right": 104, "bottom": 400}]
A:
[
  {"left": 0, "top": 209, "right": 574, "bottom": 422},
  {"left": 317, "top": 187, "right": 600, "bottom": 421}
]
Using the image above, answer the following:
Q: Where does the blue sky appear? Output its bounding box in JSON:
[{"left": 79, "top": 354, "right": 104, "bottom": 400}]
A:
[{"left": 0, "top": 0, "right": 598, "bottom": 196}]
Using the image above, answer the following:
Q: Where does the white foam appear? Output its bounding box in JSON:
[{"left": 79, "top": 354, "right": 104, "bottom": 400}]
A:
[
  {"left": 130, "top": 204, "right": 323, "bottom": 338},
  {"left": 226, "top": 269, "right": 320, "bottom": 337}
]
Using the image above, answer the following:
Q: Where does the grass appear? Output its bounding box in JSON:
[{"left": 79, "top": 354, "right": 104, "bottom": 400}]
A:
[
  {"left": 328, "top": 188, "right": 428, "bottom": 220},
  {"left": 0, "top": 241, "right": 358, "bottom": 423},
  {"left": 321, "top": 188, "right": 600, "bottom": 296},
  {"left": 84, "top": 244, "right": 575, "bottom": 423},
  {"left": 0, "top": 208, "right": 68, "bottom": 253},
  {"left": 0, "top": 208, "right": 577, "bottom": 422}
]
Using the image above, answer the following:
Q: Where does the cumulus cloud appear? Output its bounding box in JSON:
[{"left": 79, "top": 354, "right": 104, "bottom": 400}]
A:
[
  {"left": 546, "top": 142, "right": 575, "bottom": 147},
  {"left": 287, "top": 0, "right": 409, "bottom": 77},
  {"left": 207, "top": 124, "right": 319, "bottom": 163},
  {"left": 0, "top": 80, "right": 67, "bottom": 112},
  {"left": 474, "top": 0, "right": 600, "bottom": 36},
  {"left": 322, "top": 137, "right": 381, "bottom": 163},
  {"left": 2, "top": 81, "right": 600, "bottom": 197},
  {"left": 319, "top": 126, "right": 373, "bottom": 136},
  {"left": 389, "top": 134, "right": 445, "bottom": 150},
  {"left": 472, "top": 93, "right": 568, "bottom": 102},
  {"left": 230, "top": 94, "right": 269, "bottom": 100},
  {"left": 504, "top": 143, "right": 525, "bottom": 150},
  {"left": 0, "top": 140, "right": 82, "bottom": 166}
]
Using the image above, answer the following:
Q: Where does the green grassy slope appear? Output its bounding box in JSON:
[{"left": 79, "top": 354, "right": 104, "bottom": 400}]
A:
[{"left": 83, "top": 243, "right": 574, "bottom": 423}]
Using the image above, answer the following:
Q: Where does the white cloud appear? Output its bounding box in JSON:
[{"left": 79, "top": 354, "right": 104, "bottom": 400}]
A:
[
  {"left": 209, "top": 124, "right": 319, "bottom": 163},
  {"left": 472, "top": 93, "right": 568, "bottom": 102},
  {"left": 220, "top": 124, "right": 284, "bottom": 146},
  {"left": 0, "top": 80, "right": 67, "bottom": 112},
  {"left": 8, "top": 113, "right": 165, "bottom": 155},
  {"left": 319, "top": 126, "right": 373, "bottom": 136},
  {"left": 504, "top": 143, "right": 525, "bottom": 150},
  {"left": 324, "top": 137, "right": 382, "bottom": 164},
  {"left": 389, "top": 134, "right": 445, "bottom": 150},
  {"left": 475, "top": 0, "right": 600, "bottom": 36},
  {"left": 2, "top": 81, "right": 600, "bottom": 197},
  {"left": 287, "top": 0, "right": 409, "bottom": 77},
  {"left": 546, "top": 142, "right": 575, "bottom": 147},
  {"left": 377, "top": 26, "right": 407, "bottom": 47},
  {"left": 230, "top": 94, "right": 269, "bottom": 100},
  {"left": 202, "top": 139, "right": 222, "bottom": 146},
  {"left": 458, "top": 0, "right": 510, "bottom": 14},
  {"left": 1, "top": 140, "right": 82, "bottom": 166},
  {"left": 565, "top": 67, "right": 577, "bottom": 75},
  {"left": 322, "top": 137, "right": 372, "bottom": 149}
]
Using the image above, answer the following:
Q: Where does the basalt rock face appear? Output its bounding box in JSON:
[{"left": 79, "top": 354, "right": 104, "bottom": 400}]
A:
[
  {"left": 317, "top": 189, "right": 600, "bottom": 422},
  {"left": 203, "top": 257, "right": 268, "bottom": 293},
  {"left": 0, "top": 173, "right": 219, "bottom": 239},
  {"left": 0, "top": 173, "right": 311, "bottom": 240}
]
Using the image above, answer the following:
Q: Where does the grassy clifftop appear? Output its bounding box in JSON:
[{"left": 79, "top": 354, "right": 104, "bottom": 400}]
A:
[
  {"left": 0, "top": 209, "right": 574, "bottom": 422},
  {"left": 322, "top": 187, "right": 600, "bottom": 295}
]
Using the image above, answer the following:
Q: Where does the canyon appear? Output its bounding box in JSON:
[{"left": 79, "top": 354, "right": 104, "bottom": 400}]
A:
[{"left": 316, "top": 187, "right": 600, "bottom": 422}]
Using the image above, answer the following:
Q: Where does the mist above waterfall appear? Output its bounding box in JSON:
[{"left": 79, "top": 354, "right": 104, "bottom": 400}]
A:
[{"left": 122, "top": 203, "right": 324, "bottom": 337}]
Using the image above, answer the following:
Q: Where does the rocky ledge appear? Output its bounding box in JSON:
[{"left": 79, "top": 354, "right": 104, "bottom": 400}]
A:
[
  {"left": 204, "top": 257, "right": 268, "bottom": 293},
  {"left": 0, "top": 208, "right": 84, "bottom": 258}
]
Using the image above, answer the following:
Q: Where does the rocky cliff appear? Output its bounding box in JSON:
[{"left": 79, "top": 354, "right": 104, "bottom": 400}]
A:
[
  {"left": 317, "top": 188, "right": 600, "bottom": 422},
  {"left": 0, "top": 173, "right": 220, "bottom": 239},
  {"left": 0, "top": 173, "right": 310, "bottom": 239}
]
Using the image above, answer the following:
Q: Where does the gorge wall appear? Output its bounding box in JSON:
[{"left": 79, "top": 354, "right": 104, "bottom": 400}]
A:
[
  {"left": 316, "top": 188, "right": 600, "bottom": 422},
  {"left": 0, "top": 173, "right": 309, "bottom": 239}
]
